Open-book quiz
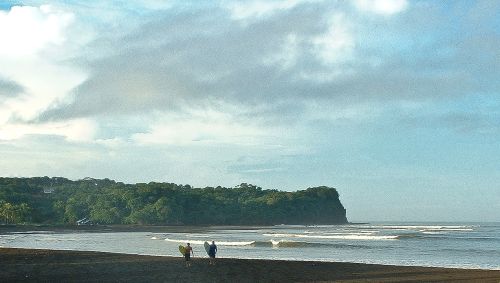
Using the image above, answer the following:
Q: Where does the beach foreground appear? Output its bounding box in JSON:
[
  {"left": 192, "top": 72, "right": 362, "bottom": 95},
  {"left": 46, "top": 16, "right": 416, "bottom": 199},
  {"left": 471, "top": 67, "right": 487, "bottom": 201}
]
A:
[{"left": 1, "top": 248, "right": 499, "bottom": 282}]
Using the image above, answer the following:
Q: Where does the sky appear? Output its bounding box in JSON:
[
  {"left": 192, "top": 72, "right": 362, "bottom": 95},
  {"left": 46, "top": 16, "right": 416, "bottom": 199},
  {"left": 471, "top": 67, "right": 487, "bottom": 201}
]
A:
[{"left": 0, "top": 0, "right": 499, "bottom": 222}]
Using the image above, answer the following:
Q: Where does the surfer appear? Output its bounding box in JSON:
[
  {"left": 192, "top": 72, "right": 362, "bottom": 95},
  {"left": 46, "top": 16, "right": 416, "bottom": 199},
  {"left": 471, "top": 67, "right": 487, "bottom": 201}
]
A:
[
  {"left": 208, "top": 241, "right": 217, "bottom": 265},
  {"left": 184, "top": 243, "right": 194, "bottom": 267}
]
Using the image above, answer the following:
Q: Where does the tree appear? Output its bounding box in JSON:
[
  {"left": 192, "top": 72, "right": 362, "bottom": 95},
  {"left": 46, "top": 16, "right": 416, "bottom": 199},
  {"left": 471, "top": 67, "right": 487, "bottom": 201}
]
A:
[
  {"left": 0, "top": 177, "right": 348, "bottom": 225},
  {"left": 0, "top": 201, "right": 31, "bottom": 224}
]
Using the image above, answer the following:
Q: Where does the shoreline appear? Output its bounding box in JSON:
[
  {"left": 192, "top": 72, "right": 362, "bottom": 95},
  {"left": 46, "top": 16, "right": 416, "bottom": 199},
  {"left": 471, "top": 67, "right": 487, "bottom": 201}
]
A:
[
  {"left": 2, "top": 248, "right": 500, "bottom": 282},
  {"left": 0, "top": 223, "right": 357, "bottom": 233},
  {"left": 2, "top": 246, "right": 498, "bottom": 271}
]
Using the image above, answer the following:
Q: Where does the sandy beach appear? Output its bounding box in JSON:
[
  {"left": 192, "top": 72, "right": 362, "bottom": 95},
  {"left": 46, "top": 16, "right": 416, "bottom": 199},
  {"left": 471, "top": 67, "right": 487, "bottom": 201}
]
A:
[{"left": 1, "top": 248, "right": 499, "bottom": 282}]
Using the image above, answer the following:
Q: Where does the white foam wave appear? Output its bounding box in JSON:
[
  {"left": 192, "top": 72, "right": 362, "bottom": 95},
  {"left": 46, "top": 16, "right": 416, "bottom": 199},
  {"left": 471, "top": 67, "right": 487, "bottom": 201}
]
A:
[
  {"left": 185, "top": 234, "right": 211, "bottom": 238},
  {"left": 422, "top": 228, "right": 473, "bottom": 232},
  {"left": 271, "top": 239, "right": 284, "bottom": 246},
  {"left": 10, "top": 231, "right": 55, "bottom": 234},
  {"left": 360, "top": 230, "right": 379, "bottom": 234},
  {"left": 151, "top": 236, "right": 158, "bottom": 240},
  {"left": 323, "top": 232, "right": 375, "bottom": 236},
  {"left": 347, "top": 225, "right": 475, "bottom": 231},
  {"left": 218, "top": 230, "right": 259, "bottom": 233},
  {"left": 377, "top": 225, "right": 474, "bottom": 230},
  {"left": 271, "top": 239, "right": 302, "bottom": 246},
  {"left": 218, "top": 241, "right": 256, "bottom": 246},
  {"left": 263, "top": 233, "right": 397, "bottom": 240},
  {"left": 164, "top": 238, "right": 255, "bottom": 246},
  {"left": 263, "top": 233, "right": 291, "bottom": 237},
  {"left": 164, "top": 239, "right": 206, "bottom": 245}
]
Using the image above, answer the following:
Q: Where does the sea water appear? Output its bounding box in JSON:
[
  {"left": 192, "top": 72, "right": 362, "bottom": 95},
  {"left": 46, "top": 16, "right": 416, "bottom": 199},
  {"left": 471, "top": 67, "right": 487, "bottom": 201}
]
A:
[{"left": 1, "top": 222, "right": 499, "bottom": 270}]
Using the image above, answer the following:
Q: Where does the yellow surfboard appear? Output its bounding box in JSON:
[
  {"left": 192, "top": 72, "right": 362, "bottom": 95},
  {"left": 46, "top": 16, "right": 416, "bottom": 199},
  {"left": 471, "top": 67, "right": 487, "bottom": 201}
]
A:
[{"left": 179, "top": 245, "right": 186, "bottom": 255}]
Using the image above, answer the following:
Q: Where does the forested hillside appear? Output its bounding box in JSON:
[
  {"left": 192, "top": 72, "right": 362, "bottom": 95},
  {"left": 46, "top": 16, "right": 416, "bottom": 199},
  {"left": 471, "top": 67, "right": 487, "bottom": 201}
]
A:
[{"left": 0, "top": 177, "right": 347, "bottom": 225}]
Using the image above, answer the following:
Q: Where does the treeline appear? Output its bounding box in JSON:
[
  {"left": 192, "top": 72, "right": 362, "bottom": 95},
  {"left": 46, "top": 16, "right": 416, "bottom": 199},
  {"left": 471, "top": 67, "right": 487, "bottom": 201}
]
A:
[{"left": 0, "top": 177, "right": 347, "bottom": 225}]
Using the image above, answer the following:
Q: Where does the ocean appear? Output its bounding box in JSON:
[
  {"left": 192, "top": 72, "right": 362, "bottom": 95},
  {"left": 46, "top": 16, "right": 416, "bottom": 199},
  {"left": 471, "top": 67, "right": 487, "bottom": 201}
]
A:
[{"left": 1, "top": 222, "right": 499, "bottom": 270}]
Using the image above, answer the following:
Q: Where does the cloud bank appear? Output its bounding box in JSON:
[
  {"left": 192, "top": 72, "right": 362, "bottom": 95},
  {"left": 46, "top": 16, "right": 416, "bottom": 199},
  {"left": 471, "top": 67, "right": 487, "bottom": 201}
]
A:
[{"left": 1, "top": 0, "right": 499, "bottom": 221}]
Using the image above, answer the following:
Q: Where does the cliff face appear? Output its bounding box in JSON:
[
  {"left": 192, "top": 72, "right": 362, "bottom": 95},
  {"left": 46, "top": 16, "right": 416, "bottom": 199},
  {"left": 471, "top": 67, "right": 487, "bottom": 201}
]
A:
[
  {"left": 290, "top": 186, "right": 348, "bottom": 224},
  {"left": 0, "top": 177, "right": 348, "bottom": 225}
]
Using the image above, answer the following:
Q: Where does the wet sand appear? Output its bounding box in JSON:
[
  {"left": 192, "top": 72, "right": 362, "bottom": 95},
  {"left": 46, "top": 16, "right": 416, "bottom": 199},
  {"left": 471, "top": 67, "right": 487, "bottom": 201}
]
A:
[{"left": 1, "top": 248, "right": 500, "bottom": 282}]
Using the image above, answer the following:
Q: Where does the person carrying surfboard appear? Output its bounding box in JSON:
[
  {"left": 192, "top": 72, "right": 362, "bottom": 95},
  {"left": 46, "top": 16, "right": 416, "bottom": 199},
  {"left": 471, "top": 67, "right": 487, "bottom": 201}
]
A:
[
  {"left": 208, "top": 241, "right": 217, "bottom": 265},
  {"left": 184, "top": 243, "right": 194, "bottom": 267}
]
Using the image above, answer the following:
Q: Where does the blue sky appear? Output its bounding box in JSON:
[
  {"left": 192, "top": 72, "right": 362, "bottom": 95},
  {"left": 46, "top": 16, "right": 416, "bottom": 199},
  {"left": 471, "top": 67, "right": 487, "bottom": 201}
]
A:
[{"left": 0, "top": 0, "right": 499, "bottom": 222}]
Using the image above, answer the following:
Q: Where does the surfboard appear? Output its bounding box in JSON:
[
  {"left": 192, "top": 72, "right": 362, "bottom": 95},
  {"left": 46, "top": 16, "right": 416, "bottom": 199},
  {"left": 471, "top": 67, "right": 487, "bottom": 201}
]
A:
[
  {"left": 204, "top": 241, "right": 210, "bottom": 255},
  {"left": 179, "top": 245, "right": 186, "bottom": 255}
]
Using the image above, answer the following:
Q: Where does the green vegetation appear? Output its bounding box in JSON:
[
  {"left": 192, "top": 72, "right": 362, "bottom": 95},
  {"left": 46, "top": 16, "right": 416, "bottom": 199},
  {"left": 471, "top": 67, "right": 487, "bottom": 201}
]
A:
[{"left": 0, "top": 177, "right": 347, "bottom": 225}]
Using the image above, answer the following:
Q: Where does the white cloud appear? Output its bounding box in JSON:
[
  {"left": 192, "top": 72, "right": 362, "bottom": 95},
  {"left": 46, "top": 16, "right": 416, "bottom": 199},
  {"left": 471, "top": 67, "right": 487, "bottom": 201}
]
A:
[
  {"left": 1, "top": 56, "right": 85, "bottom": 121},
  {"left": 0, "top": 5, "right": 74, "bottom": 56},
  {"left": 132, "top": 0, "right": 174, "bottom": 10},
  {"left": 94, "top": 137, "right": 127, "bottom": 148},
  {"left": 0, "top": 5, "right": 87, "bottom": 141},
  {"left": 0, "top": 118, "right": 97, "bottom": 142},
  {"left": 132, "top": 109, "right": 271, "bottom": 146},
  {"left": 312, "top": 13, "right": 355, "bottom": 64},
  {"left": 225, "top": 0, "right": 302, "bottom": 20},
  {"left": 354, "top": 0, "right": 408, "bottom": 15}
]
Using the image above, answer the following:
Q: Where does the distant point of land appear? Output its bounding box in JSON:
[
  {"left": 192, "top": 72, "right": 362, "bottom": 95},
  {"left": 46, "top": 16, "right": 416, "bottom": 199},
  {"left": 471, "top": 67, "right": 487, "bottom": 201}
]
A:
[{"left": 0, "top": 177, "right": 348, "bottom": 226}]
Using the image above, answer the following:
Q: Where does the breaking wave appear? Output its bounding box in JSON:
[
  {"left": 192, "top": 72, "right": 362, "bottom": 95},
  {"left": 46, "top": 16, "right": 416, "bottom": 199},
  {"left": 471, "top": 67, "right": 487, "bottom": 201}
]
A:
[
  {"left": 161, "top": 238, "right": 382, "bottom": 248},
  {"left": 262, "top": 233, "right": 398, "bottom": 240},
  {"left": 368, "top": 225, "right": 475, "bottom": 231},
  {"left": 164, "top": 238, "right": 255, "bottom": 246},
  {"left": 269, "top": 240, "right": 328, "bottom": 247}
]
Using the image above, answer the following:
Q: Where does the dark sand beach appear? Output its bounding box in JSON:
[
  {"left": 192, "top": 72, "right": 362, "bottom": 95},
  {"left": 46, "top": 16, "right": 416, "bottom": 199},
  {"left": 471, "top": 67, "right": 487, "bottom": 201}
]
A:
[{"left": 1, "top": 248, "right": 499, "bottom": 282}]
